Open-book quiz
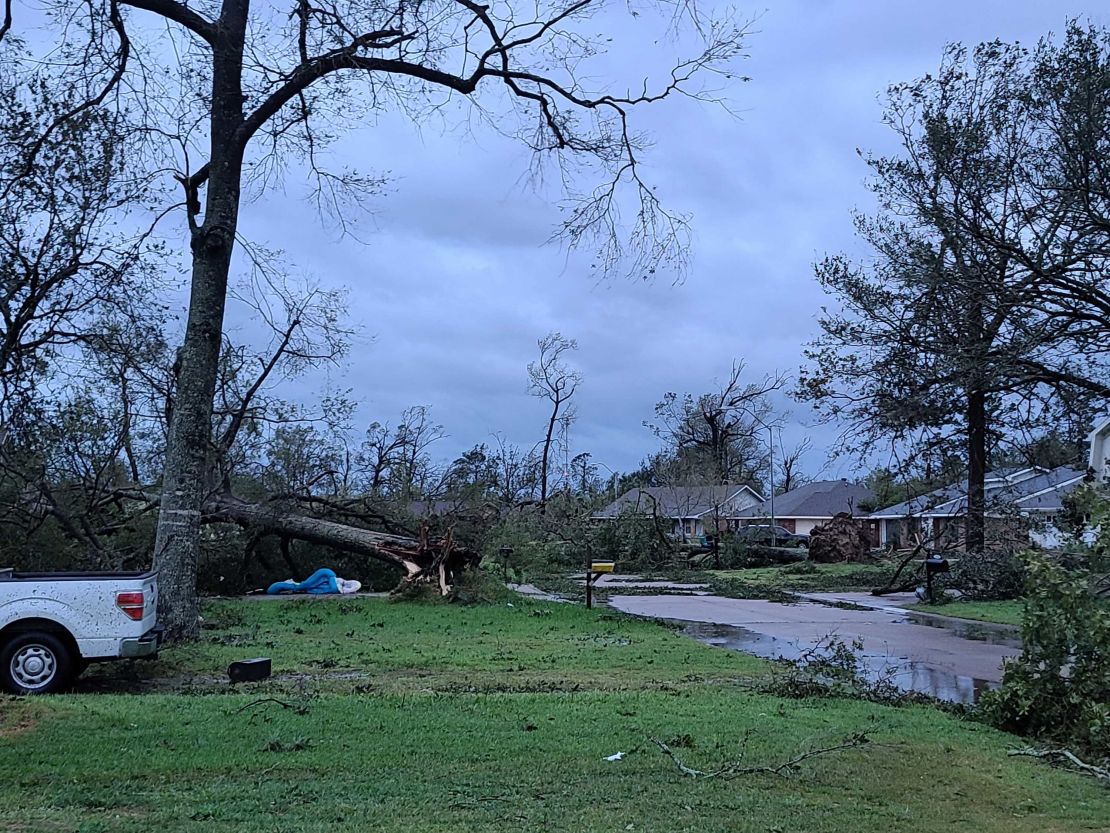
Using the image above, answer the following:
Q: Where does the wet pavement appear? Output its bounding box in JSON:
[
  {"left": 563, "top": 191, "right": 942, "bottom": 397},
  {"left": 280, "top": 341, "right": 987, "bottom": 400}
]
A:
[
  {"left": 574, "top": 574, "right": 712, "bottom": 592},
  {"left": 608, "top": 593, "right": 1022, "bottom": 704},
  {"left": 507, "top": 583, "right": 569, "bottom": 602}
]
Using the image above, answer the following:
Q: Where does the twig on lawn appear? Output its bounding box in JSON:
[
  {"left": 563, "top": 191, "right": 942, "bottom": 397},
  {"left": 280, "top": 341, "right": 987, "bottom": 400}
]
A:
[
  {"left": 1008, "top": 747, "right": 1110, "bottom": 782},
  {"left": 651, "top": 732, "right": 871, "bottom": 779},
  {"left": 652, "top": 738, "right": 712, "bottom": 777}
]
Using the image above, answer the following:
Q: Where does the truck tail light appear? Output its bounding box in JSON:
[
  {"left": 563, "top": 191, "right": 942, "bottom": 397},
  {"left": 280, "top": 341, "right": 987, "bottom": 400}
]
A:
[{"left": 116, "top": 591, "right": 145, "bottom": 621}]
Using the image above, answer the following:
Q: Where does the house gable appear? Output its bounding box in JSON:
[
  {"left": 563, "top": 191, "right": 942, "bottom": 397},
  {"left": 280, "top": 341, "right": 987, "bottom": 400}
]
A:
[{"left": 1090, "top": 414, "right": 1110, "bottom": 484}]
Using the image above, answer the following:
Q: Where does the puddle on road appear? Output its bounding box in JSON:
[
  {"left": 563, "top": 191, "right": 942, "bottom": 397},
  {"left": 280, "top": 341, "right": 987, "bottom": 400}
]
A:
[
  {"left": 680, "top": 620, "right": 997, "bottom": 705},
  {"left": 897, "top": 611, "right": 1021, "bottom": 648}
]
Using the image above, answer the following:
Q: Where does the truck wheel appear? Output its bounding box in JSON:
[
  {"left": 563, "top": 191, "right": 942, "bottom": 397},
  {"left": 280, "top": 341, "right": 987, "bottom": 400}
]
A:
[{"left": 0, "top": 631, "right": 74, "bottom": 695}]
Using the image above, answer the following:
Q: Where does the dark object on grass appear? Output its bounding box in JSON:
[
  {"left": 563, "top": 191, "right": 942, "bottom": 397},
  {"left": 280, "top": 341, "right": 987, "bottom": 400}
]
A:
[{"left": 228, "top": 657, "right": 272, "bottom": 683}]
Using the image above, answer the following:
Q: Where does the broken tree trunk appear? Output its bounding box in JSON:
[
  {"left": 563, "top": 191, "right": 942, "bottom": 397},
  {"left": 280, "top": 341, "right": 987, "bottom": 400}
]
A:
[{"left": 203, "top": 495, "right": 480, "bottom": 591}]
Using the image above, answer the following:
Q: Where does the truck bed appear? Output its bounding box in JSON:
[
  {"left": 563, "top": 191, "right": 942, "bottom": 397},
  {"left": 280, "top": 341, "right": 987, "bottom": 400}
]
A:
[{"left": 1, "top": 569, "right": 156, "bottom": 581}]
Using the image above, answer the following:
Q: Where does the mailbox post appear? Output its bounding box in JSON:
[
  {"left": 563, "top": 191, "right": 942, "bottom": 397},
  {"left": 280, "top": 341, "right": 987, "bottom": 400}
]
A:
[
  {"left": 499, "top": 545, "right": 514, "bottom": 582},
  {"left": 585, "top": 560, "right": 615, "bottom": 608},
  {"left": 924, "top": 554, "right": 950, "bottom": 603}
]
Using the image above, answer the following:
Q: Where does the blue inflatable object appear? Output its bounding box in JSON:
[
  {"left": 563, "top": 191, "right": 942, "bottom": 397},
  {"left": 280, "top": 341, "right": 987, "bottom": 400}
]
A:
[{"left": 267, "top": 567, "right": 340, "bottom": 595}]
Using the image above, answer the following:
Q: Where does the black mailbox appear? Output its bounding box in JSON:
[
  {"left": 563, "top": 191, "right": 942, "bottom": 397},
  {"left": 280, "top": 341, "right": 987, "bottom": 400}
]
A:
[
  {"left": 228, "top": 657, "right": 272, "bottom": 683},
  {"left": 924, "top": 555, "right": 950, "bottom": 575}
]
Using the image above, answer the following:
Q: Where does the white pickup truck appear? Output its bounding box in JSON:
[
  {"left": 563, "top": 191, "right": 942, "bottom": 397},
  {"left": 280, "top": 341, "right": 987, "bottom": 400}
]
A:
[{"left": 0, "top": 569, "right": 162, "bottom": 694}]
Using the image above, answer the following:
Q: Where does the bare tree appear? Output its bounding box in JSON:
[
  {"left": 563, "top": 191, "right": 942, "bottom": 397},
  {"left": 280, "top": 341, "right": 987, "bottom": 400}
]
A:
[
  {"left": 528, "top": 332, "right": 581, "bottom": 509},
  {"left": 489, "top": 433, "right": 540, "bottom": 506},
  {"left": 356, "top": 406, "right": 446, "bottom": 501},
  {"left": 776, "top": 437, "right": 812, "bottom": 495},
  {"left": 4, "top": 0, "right": 751, "bottom": 637},
  {"left": 647, "top": 361, "right": 786, "bottom": 488}
]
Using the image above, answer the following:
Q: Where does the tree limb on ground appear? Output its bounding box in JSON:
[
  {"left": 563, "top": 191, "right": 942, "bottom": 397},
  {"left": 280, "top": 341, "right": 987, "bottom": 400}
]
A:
[
  {"left": 872, "top": 540, "right": 927, "bottom": 596},
  {"left": 1008, "top": 747, "right": 1110, "bottom": 782},
  {"left": 651, "top": 733, "right": 871, "bottom": 779}
]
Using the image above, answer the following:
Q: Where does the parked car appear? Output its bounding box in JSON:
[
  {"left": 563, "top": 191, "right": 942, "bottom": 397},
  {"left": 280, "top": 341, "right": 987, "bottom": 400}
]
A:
[
  {"left": 735, "top": 525, "right": 810, "bottom": 548},
  {"left": 0, "top": 569, "right": 162, "bottom": 694}
]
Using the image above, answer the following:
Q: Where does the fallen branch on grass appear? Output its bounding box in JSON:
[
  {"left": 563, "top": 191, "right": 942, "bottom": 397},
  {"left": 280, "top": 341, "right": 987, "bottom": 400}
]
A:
[
  {"left": 1008, "top": 747, "right": 1110, "bottom": 782},
  {"left": 234, "top": 697, "right": 310, "bottom": 715},
  {"left": 651, "top": 732, "right": 871, "bottom": 779}
]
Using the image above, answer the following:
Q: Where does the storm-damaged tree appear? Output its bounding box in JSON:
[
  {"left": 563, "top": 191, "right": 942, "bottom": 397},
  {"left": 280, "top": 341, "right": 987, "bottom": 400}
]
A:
[
  {"left": 4, "top": 0, "right": 752, "bottom": 636},
  {"left": 775, "top": 437, "right": 812, "bottom": 495},
  {"left": 528, "top": 332, "right": 582, "bottom": 510},
  {"left": 357, "top": 406, "right": 447, "bottom": 502},
  {"left": 0, "top": 44, "right": 171, "bottom": 569},
  {"left": 0, "top": 50, "right": 165, "bottom": 418},
  {"left": 799, "top": 37, "right": 1110, "bottom": 554},
  {"left": 488, "top": 433, "right": 541, "bottom": 506},
  {"left": 647, "top": 360, "right": 785, "bottom": 489}
]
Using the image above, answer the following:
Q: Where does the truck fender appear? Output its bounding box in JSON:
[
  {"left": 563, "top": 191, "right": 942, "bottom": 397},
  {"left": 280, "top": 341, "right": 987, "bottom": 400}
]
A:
[{"left": 0, "top": 598, "right": 82, "bottom": 641}]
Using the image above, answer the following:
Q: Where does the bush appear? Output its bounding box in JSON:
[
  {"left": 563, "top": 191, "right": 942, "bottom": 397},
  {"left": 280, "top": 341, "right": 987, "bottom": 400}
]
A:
[
  {"left": 587, "top": 512, "right": 677, "bottom": 571},
  {"left": 948, "top": 550, "right": 1026, "bottom": 600},
  {"left": 979, "top": 552, "right": 1110, "bottom": 757}
]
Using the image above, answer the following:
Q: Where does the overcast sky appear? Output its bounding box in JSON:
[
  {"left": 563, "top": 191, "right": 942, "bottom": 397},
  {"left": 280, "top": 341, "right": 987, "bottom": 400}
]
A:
[{"left": 217, "top": 1, "right": 1109, "bottom": 482}]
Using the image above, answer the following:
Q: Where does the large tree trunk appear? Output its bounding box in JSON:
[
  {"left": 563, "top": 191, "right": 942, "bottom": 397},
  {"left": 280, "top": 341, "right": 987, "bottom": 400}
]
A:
[
  {"left": 966, "top": 386, "right": 987, "bottom": 554},
  {"left": 153, "top": 1, "right": 249, "bottom": 640},
  {"left": 204, "top": 496, "right": 480, "bottom": 588}
]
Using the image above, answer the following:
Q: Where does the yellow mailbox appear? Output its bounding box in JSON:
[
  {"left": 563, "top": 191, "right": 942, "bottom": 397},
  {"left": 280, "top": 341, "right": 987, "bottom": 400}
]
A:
[{"left": 585, "top": 561, "right": 615, "bottom": 608}]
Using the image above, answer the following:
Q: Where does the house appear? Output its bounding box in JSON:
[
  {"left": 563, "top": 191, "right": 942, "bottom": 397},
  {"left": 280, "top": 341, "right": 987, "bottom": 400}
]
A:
[
  {"left": 593, "top": 484, "right": 765, "bottom": 539},
  {"left": 733, "top": 479, "right": 879, "bottom": 544},
  {"left": 867, "top": 465, "right": 1086, "bottom": 549},
  {"left": 593, "top": 480, "right": 876, "bottom": 542},
  {"left": 1090, "top": 413, "right": 1110, "bottom": 484}
]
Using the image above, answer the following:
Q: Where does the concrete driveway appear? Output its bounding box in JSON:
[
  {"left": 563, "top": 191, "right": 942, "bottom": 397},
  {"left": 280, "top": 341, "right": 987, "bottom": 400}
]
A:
[{"left": 609, "top": 593, "right": 1021, "bottom": 703}]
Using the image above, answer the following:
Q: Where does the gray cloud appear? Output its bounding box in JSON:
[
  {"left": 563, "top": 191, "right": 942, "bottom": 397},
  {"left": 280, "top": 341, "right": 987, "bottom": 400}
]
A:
[{"left": 225, "top": 1, "right": 1108, "bottom": 480}]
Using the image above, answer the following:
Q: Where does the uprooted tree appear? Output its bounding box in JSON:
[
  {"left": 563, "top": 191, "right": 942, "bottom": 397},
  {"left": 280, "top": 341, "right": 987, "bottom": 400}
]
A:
[
  {"left": 3, "top": 0, "right": 752, "bottom": 637},
  {"left": 807, "top": 513, "right": 871, "bottom": 564}
]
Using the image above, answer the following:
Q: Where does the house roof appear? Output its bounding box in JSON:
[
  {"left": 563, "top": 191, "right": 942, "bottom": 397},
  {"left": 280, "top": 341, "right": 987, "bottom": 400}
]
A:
[
  {"left": 593, "top": 484, "right": 764, "bottom": 520},
  {"left": 869, "top": 465, "right": 1085, "bottom": 518},
  {"left": 735, "top": 480, "right": 876, "bottom": 519}
]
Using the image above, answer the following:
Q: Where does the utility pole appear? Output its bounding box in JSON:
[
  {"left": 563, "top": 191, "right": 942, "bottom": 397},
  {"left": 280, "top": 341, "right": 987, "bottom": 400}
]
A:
[{"left": 767, "top": 423, "right": 776, "bottom": 546}]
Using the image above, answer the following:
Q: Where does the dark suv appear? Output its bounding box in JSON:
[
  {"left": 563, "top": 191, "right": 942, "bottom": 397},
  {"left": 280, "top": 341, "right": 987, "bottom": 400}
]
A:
[{"left": 735, "top": 524, "right": 809, "bottom": 548}]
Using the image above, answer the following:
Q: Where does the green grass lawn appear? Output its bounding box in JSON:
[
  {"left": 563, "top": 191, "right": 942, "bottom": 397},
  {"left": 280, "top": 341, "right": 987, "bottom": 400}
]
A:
[
  {"left": 0, "top": 594, "right": 1106, "bottom": 833},
  {"left": 908, "top": 600, "right": 1025, "bottom": 627}
]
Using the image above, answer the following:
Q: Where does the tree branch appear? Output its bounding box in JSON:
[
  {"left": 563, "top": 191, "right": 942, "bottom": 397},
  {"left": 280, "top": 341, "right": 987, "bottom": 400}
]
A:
[{"left": 119, "top": 0, "right": 217, "bottom": 45}]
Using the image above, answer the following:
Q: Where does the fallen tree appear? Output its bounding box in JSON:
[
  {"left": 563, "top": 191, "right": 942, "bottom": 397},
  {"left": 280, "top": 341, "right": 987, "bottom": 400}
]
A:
[{"left": 204, "top": 495, "right": 481, "bottom": 594}]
